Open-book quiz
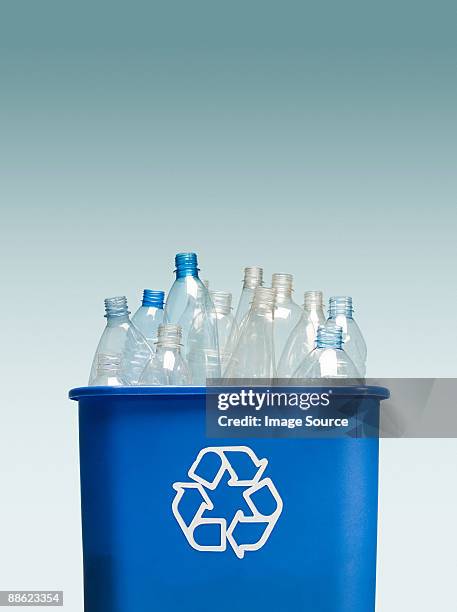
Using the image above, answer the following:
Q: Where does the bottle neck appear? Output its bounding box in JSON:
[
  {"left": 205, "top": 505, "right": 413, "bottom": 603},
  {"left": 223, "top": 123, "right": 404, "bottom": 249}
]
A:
[
  {"left": 210, "top": 291, "right": 232, "bottom": 316},
  {"left": 304, "top": 291, "right": 324, "bottom": 311},
  {"left": 243, "top": 266, "right": 263, "bottom": 290},
  {"left": 316, "top": 324, "right": 344, "bottom": 350},
  {"left": 251, "top": 287, "right": 275, "bottom": 313},
  {"left": 156, "top": 324, "right": 183, "bottom": 349},
  {"left": 328, "top": 296, "right": 354, "bottom": 319},
  {"left": 105, "top": 296, "right": 130, "bottom": 319},
  {"left": 272, "top": 273, "right": 293, "bottom": 302},
  {"left": 175, "top": 252, "right": 200, "bottom": 279},
  {"left": 142, "top": 289, "right": 165, "bottom": 309}
]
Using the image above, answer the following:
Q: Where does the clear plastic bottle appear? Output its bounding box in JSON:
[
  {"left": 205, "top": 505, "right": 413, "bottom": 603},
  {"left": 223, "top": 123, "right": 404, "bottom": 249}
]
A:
[
  {"left": 210, "top": 290, "right": 238, "bottom": 372},
  {"left": 233, "top": 266, "right": 264, "bottom": 325},
  {"left": 140, "top": 324, "right": 191, "bottom": 385},
  {"left": 91, "top": 354, "right": 128, "bottom": 386},
  {"left": 164, "top": 252, "right": 220, "bottom": 384},
  {"left": 88, "top": 296, "right": 153, "bottom": 386},
  {"left": 131, "top": 289, "right": 165, "bottom": 348},
  {"left": 224, "top": 287, "right": 276, "bottom": 378},
  {"left": 277, "top": 290, "right": 326, "bottom": 377},
  {"left": 225, "top": 266, "right": 263, "bottom": 357},
  {"left": 271, "top": 273, "right": 303, "bottom": 367},
  {"left": 327, "top": 296, "right": 367, "bottom": 376},
  {"left": 293, "top": 322, "right": 362, "bottom": 380}
]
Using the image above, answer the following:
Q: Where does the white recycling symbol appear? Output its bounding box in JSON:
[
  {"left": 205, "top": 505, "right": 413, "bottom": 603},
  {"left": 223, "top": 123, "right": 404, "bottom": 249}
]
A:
[{"left": 172, "top": 446, "right": 283, "bottom": 559}]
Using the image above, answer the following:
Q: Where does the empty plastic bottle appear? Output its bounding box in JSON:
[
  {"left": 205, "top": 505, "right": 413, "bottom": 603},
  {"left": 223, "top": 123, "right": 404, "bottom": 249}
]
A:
[
  {"left": 132, "top": 289, "right": 165, "bottom": 348},
  {"left": 89, "top": 296, "right": 153, "bottom": 386},
  {"left": 224, "top": 286, "right": 276, "bottom": 378},
  {"left": 293, "top": 322, "right": 362, "bottom": 380},
  {"left": 91, "top": 354, "right": 128, "bottom": 386},
  {"left": 164, "top": 252, "right": 220, "bottom": 384},
  {"left": 272, "top": 273, "right": 303, "bottom": 367},
  {"left": 140, "top": 324, "right": 191, "bottom": 385},
  {"left": 210, "top": 290, "right": 238, "bottom": 371},
  {"left": 327, "top": 296, "right": 367, "bottom": 376},
  {"left": 233, "top": 266, "right": 263, "bottom": 326},
  {"left": 225, "top": 266, "right": 263, "bottom": 357},
  {"left": 277, "top": 290, "right": 326, "bottom": 377}
]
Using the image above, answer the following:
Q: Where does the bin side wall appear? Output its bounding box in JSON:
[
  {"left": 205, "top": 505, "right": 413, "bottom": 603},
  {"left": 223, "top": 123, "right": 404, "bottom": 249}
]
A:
[{"left": 78, "top": 395, "right": 379, "bottom": 612}]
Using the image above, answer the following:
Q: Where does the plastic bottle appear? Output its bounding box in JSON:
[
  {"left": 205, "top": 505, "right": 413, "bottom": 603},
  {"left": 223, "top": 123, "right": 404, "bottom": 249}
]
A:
[
  {"left": 233, "top": 266, "right": 263, "bottom": 326},
  {"left": 293, "top": 322, "right": 362, "bottom": 380},
  {"left": 327, "top": 296, "right": 367, "bottom": 376},
  {"left": 140, "top": 324, "right": 191, "bottom": 385},
  {"left": 131, "top": 289, "right": 165, "bottom": 348},
  {"left": 277, "top": 290, "right": 326, "bottom": 377},
  {"left": 224, "top": 287, "right": 276, "bottom": 378},
  {"left": 225, "top": 266, "right": 263, "bottom": 357},
  {"left": 90, "top": 354, "right": 128, "bottom": 386},
  {"left": 271, "top": 273, "right": 303, "bottom": 367},
  {"left": 164, "top": 252, "right": 220, "bottom": 384},
  {"left": 88, "top": 296, "right": 153, "bottom": 386},
  {"left": 210, "top": 290, "right": 238, "bottom": 372}
]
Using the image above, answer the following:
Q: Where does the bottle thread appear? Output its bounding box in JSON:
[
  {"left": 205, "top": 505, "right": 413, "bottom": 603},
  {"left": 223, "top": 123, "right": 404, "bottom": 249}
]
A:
[
  {"left": 104, "top": 296, "right": 130, "bottom": 318},
  {"left": 328, "top": 296, "right": 354, "bottom": 318},
  {"left": 252, "top": 286, "right": 276, "bottom": 309},
  {"left": 156, "top": 323, "right": 183, "bottom": 349},
  {"left": 316, "top": 323, "right": 344, "bottom": 349},
  {"left": 142, "top": 289, "right": 165, "bottom": 309},
  {"left": 175, "top": 252, "right": 199, "bottom": 278},
  {"left": 210, "top": 290, "right": 232, "bottom": 315},
  {"left": 272, "top": 273, "right": 293, "bottom": 299},
  {"left": 243, "top": 266, "right": 263, "bottom": 289},
  {"left": 304, "top": 290, "right": 324, "bottom": 309}
]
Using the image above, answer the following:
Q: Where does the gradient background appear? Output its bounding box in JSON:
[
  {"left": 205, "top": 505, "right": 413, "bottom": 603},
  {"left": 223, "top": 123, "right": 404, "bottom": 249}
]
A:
[{"left": 0, "top": 2, "right": 456, "bottom": 610}]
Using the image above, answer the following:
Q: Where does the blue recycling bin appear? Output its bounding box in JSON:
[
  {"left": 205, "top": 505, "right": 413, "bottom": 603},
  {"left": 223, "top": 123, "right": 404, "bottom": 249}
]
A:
[{"left": 69, "top": 386, "right": 388, "bottom": 612}]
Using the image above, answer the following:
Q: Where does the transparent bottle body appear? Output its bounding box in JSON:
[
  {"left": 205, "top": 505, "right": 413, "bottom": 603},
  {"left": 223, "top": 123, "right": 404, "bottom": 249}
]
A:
[
  {"left": 164, "top": 275, "right": 220, "bottom": 383},
  {"left": 140, "top": 346, "right": 191, "bottom": 385},
  {"left": 131, "top": 305, "right": 164, "bottom": 348},
  {"left": 224, "top": 307, "right": 276, "bottom": 378},
  {"left": 277, "top": 305, "right": 326, "bottom": 377},
  {"left": 234, "top": 287, "right": 256, "bottom": 326},
  {"left": 293, "top": 346, "right": 362, "bottom": 380},
  {"left": 211, "top": 311, "right": 238, "bottom": 373},
  {"left": 327, "top": 314, "right": 367, "bottom": 376},
  {"left": 273, "top": 297, "right": 303, "bottom": 368},
  {"left": 89, "top": 316, "right": 152, "bottom": 385}
]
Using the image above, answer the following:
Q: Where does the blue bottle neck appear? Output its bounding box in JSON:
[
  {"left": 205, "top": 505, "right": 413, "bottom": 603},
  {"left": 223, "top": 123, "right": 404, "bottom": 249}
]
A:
[
  {"left": 141, "top": 289, "right": 165, "bottom": 308},
  {"left": 175, "top": 252, "right": 200, "bottom": 279}
]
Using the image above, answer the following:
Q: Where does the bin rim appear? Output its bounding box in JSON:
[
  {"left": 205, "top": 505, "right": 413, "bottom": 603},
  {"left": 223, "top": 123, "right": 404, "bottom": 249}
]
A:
[{"left": 69, "top": 385, "right": 389, "bottom": 401}]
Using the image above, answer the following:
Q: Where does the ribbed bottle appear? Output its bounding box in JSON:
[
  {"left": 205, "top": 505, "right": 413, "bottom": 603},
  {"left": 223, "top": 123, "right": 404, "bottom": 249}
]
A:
[
  {"left": 277, "top": 290, "right": 326, "bottom": 377},
  {"left": 131, "top": 289, "right": 165, "bottom": 348},
  {"left": 225, "top": 266, "right": 263, "bottom": 358},
  {"left": 164, "top": 252, "right": 220, "bottom": 384},
  {"left": 327, "top": 296, "right": 367, "bottom": 376},
  {"left": 140, "top": 324, "right": 191, "bottom": 385},
  {"left": 89, "top": 296, "right": 152, "bottom": 385},
  {"left": 293, "top": 322, "right": 362, "bottom": 380},
  {"left": 209, "top": 290, "right": 238, "bottom": 372},
  {"left": 271, "top": 273, "right": 303, "bottom": 367},
  {"left": 224, "top": 286, "right": 276, "bottom": 378}
]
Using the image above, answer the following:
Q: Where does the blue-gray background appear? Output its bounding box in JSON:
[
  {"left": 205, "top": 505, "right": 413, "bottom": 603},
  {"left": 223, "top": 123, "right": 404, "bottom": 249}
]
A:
[{"left": 0, "top": 2, "right": 456, "bottom": 610}]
